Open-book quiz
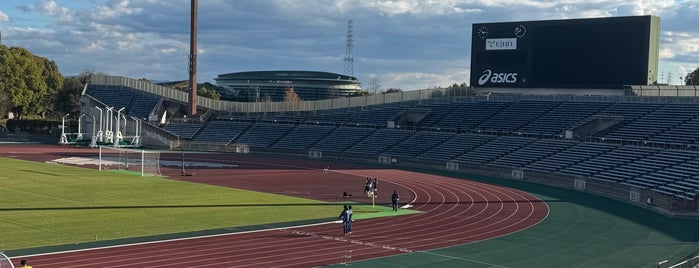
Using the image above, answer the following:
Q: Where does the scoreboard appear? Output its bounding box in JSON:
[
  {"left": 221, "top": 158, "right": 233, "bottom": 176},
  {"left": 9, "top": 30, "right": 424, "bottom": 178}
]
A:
[{"left": 470, "top": 16, "right": 660, "bottom": 89}]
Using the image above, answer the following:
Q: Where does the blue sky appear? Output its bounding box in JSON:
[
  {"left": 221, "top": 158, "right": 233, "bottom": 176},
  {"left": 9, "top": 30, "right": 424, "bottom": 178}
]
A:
[{"left": 1, "top": 0, "right": 697, "bottom": 90}]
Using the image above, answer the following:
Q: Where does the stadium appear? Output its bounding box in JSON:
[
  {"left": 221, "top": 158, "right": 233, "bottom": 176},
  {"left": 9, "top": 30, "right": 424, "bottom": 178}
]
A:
[
  {"left": 214, "top": 71, "right": 362, "bottom": 102},
  {"left": 2, "top": 15, "right": 699, "bottom": 267}
]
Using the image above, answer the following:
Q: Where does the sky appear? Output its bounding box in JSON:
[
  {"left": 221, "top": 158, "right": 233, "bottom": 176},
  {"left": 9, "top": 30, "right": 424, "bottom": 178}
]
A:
[{"left": 0, "top": 0, "right": 697, "bottom": 91}]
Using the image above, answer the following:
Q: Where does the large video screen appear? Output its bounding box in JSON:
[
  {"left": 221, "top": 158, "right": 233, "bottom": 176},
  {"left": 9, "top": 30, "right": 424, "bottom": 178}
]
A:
[{"left": 470, "top": 16, "right": 659, "bottom": 89}]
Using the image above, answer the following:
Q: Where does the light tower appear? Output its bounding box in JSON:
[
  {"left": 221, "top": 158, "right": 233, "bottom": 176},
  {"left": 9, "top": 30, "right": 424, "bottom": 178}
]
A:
[
  {"left": 344, "top": 19, "right": 354, "bottom": 77},
  {"left": 188, "top": 0, "right": 198, "bottom": 116}
]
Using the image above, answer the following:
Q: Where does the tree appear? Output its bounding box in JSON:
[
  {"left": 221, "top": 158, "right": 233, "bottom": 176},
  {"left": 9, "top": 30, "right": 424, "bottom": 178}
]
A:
[
  {"left": 36, "top": 56, "right": 64, "bottom": 118},
  {"left": 686, "top": 67, "right": 699, "bottom": 85},
  {"left": 55, "top": 71, "right": 92, "bottom": 116},
  {"left": 384, "top": 88, "right": 402, "bottom": 94},
  {"left": 367, "top": 77, "right": 381, "bottom": 94},
  {"left": 443, "top": 82, "right": 473, "bottom": 97},
  {"left": 0, "top": 46, "right": 59, "bottom": 118},
  {"left": 283, "top": 87, "right": 302, "bottom": 102},
  {"left": 349, "top": 89, "right": 371, "bottom": 97},
  {"left": 158, "top": 80, "right": 224, "bottom": 100},
  {"left": 198, "top": 86, "right": 221, "bottom": 100}
]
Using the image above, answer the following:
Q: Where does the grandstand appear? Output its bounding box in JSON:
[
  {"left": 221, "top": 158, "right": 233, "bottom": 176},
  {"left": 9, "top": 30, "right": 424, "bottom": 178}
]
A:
[
  {"left": 80, "top": 75, "right": 699, "bottom": 216},
  {"left": 75, "top": 15, "right": 699, "bottom": 218}
]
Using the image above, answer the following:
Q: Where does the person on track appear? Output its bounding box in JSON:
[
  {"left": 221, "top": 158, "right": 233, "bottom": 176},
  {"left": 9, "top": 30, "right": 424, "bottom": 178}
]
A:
[
  {"left": 339, "top": 205, "right": 350, "bottom": 235},
  {"left": 20, "top": 260, "right": 32, "bottom": 268},
  {"left": 372, "top": 178, "right": 378, "bottom": 197},
  {"left": 364, "top": 178, "right": 372, "bottom": 198},
  {"left": 346, "top": 205, "right": 353, "bottom": 234},
  {"left": 391, "top": 190, "right": 400, "bottom": 211}
]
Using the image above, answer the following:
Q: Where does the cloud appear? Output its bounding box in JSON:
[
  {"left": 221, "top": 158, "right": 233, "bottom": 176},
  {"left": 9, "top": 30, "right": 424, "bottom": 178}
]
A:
[
  {"left": 0, "top": 10, "right": 9, "bottom": 22},
  {"left": 2, "top": 0, "right": 698, "bottom": 89},
  {"left": 23, "top": 0, "right": 73, "bottom": 21}
]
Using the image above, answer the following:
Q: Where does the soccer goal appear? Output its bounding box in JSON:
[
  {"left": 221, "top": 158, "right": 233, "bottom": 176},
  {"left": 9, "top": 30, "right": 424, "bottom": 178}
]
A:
[
  {"left": 98, "top": 146, "right": 161, "bottom": 177},
  {"left": 0, "top": 251, "right": 15, "bottom": 268}
]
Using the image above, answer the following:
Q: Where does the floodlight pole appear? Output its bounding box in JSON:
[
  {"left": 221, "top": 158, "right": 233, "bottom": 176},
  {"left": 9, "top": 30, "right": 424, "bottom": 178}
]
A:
[
  {"left": 90, "top": 114, "right": 97, "bottom": 148},
  {"left": 95, "top": 106, "right": 103, "bottom": 142},
  {"left": 188, "top": 0, "right": 198, "bottom": 116},
  {"left": 181, "top": 139, "right": 186, "bottom": 175},
  {"left": 77, "top": 113, "right": 86, "bottom": 140},
  {"left": 59, "top": 113, "right": 69, "bottom": 144},
  {"left": 114, "top": 107, "right": 125, "bottom": 148},
  {"left": 105, "top": 107, "right": 114, "bottom": 143},
  {"left": 130, "top": 116, "right": 140, "bottom": 146}
]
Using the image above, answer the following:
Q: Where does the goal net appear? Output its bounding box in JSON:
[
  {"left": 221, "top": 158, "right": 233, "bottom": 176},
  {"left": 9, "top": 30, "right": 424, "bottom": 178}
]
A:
[
  {"left": 0, "top": 252, "right": 14, "bottom": 268},
  {"left": 98, "top": 146, "right": 161, "bottom": 177}
]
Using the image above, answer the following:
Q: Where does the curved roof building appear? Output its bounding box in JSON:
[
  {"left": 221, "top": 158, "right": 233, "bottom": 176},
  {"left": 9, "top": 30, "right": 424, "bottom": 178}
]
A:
[{"left": 215, "top": 70, "right": 361, "bottom": 102}]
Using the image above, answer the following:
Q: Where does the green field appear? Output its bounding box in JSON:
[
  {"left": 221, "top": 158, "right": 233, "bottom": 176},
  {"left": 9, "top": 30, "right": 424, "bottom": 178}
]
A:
[
  {"left": 4, "top": 156, "right": 699, "bottom": 267},
  {"left": 0, "top": 157, "right": 356, "bottom": 253}
]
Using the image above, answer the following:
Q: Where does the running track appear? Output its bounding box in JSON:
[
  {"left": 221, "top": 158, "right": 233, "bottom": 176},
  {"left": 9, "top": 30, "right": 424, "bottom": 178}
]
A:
[{"left": 5, "top": 147, "right": 549, "bottom": 267}]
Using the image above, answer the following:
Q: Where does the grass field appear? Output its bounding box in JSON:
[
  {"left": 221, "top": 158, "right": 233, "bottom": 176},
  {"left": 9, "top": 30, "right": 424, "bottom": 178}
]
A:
[
  {"left": 4, "top": 155, "right": 699, "bottom": 267},
  {"left": 0, "top": 157, "right": 367, "bottom": 252}
]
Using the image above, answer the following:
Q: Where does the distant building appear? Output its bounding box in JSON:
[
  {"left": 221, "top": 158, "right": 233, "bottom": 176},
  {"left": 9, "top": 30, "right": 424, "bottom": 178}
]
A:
[{"left": 215, "top": 70, "right": 361, "bottom": 102}]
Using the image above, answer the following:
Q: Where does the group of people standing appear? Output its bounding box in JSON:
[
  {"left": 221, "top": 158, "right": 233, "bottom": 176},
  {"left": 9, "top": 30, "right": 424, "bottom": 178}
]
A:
[
  {"left": 338, "top": 178, "right": 401, "bottom": 235},
  {"left": 338, "top": 205, "right": 353, "bottom": 235},
  {"left": 363, "top": 177, "right": 378, "bottom": 198}
]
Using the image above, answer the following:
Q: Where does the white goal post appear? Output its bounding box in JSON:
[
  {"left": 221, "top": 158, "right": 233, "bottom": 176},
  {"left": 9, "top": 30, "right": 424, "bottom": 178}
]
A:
[{"left": 98, "top": 146, "right": 161, "bottom": 177}]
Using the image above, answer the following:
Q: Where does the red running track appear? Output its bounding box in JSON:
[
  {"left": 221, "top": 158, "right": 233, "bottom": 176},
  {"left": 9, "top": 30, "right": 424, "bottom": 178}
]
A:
[{"left": 6, "top": 148, "right": 549, "bottom": 267}]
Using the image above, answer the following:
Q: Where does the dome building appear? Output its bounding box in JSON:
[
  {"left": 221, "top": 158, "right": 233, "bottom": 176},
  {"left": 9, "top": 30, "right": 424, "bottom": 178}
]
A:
[{"left": 215, "top": 70, "right": 361, "bottom": 102}]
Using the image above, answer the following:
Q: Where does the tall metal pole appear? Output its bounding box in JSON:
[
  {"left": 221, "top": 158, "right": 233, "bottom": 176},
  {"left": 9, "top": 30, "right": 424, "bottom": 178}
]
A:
[
  {"left": 344, "top": 19, "right": 354, "bottom": 77},
  {"left": 95, "top": 106, "right": 103, "bottom": 142},
  {"left": 188, "top": 0, "right": 198, "bottom": 116}
]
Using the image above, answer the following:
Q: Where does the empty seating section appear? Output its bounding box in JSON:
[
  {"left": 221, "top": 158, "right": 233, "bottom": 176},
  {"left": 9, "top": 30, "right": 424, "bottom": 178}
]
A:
[
  {"left": 88, "top": 86, "right": 135, "bottom": 109},
  {"left": 144, "top": 96, "right": 699, "bottom": 200},
  {"left": 591, "top": 146, "right": 659, "bottom": 185},
  {"left": 311, "top": 127, "right": 376, "bottom": 153},
  {"left": 346, "top": 129, "right": 413, "bottom": 156},
  {"left": 490, "top": 139, "right": 576, "bottom": 168},
  {"left": 477, "top": 101, "right": 560, "bottom": 133},
  {"left": 630, "top": 150, "right": 699, "bottom": 198},
  {"left": 128, "top": 93, "right": 160, "bottom": 119},
  {"left": 599, "top": 103, "right": 670, "bottom": 140},
  {"left": 234, "top": 123, "right": 295, "bottom": 148},
  {"left": 596, "top": 102, "right": 661, "bottom": 121},
  {"left": 668, "top": 157, "right": 699, "bottom": 199},
  {"left": 349, "top": 107, "right": 406, "bottom": 127},
  {"left": 414, "top": 103, "right": 458, "bottom": 128},
  {"left": 453, "top": 136, "right": 535, "bottom": 165},
  {"left": 193, "top": 121, "right": 250, "bottom": 144},
  {"left": 569, "top": 146, "right": 638, "bottom": 181},
  {"left": 162, "top": 123, "right": 203, "bottom": 139},
  {"left": 304, "top": 110, "right": 355, "bottom": 125},
  {"left": 272, "top": 125, "right": 335, "bottom": 151},
  {"left": 384, "top": 131, "right": 455, "bottom": 158},
  {"left": 435, "top": 102, "right": 509, "bottom": 131},
  {"left": 525, "top": 142, "right": 616, "bottom": 173},
  {"left": 518, "top": 102, "right": 611, "bottom": 135},
  {"left": 88, "top": 85, "right": 160, "bottom": 118},
  {"left": 647, "top": 105, "right": 699, "bottom": 144},
  {"left": 269, "top": 115, "right": 303, "bottom": 124},
  {"left": 416, "top": 134, "right": 495, "bottom": 162}
]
